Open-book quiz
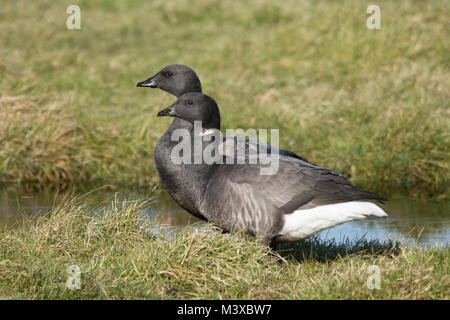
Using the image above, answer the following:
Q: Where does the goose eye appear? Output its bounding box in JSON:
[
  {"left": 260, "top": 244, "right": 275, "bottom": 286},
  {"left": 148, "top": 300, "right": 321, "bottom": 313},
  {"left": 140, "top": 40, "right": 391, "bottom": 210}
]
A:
[
  {"left": 167, "top": 71, "right": 173, "bottom": 77},
  {"left": 186, "top": 100, "right": 193, "bottom": 106}
]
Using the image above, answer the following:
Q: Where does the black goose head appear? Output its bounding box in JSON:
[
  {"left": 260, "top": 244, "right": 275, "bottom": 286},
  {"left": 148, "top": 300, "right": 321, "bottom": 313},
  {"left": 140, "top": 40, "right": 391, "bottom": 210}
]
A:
[
  {"left": 157, "top": 92, "right": 220, "bottom": 130},
  {"left": 137, "top": 64, "right": 202, "bottom": 97}
]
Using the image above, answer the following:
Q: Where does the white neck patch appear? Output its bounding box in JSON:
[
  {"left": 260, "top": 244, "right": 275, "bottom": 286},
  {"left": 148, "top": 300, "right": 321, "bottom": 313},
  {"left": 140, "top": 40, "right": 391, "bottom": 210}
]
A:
[{"left": 200, "top": 128, "right": 217, "bottom": 136}]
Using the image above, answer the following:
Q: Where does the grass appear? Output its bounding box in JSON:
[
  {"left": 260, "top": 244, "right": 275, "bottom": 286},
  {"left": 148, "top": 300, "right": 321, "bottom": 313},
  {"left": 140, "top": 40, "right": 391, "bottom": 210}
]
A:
[
  {"left": 1, "top": 1, "right": 447, "bottom": 300},
  {"left": 0, "top": 0, "right": 448, "bottom": 198},
  {"left": 0, "top": 196, "right": 448, "bottom": 299}
]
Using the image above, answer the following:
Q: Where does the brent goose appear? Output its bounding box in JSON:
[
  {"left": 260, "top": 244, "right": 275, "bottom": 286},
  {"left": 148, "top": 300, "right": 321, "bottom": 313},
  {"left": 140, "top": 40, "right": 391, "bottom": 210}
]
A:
[
  {"left": 137, "top": 65, "right": 310, "bottom": 221},
  {"left": 155, "top": 92, "right": 388, "bottom": 246},
  {"left": 137, "top": 64, "right": 307, "bottom": 162}
]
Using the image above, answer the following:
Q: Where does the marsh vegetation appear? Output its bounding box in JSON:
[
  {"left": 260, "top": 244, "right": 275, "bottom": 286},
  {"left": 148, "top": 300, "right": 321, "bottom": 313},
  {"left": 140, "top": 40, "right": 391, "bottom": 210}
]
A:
[{"left": 0, "top": 0, "right": 448, "bottom": 299}]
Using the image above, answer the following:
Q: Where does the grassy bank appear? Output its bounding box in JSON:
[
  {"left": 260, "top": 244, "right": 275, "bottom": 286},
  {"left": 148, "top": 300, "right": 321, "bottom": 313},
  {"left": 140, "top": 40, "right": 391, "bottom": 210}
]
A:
[
  {"left": 0, "top": 0, "right": 449, "bottom": 198},
  {"left": 0, "top": 196, "right": 448, "bottom": 299}
]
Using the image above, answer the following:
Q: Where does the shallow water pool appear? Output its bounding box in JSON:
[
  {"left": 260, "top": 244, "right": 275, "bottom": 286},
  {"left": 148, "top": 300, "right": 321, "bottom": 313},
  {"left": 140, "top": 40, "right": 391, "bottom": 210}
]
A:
[{"left": 0, "top": 187, "right": 448, "bottom": 247}]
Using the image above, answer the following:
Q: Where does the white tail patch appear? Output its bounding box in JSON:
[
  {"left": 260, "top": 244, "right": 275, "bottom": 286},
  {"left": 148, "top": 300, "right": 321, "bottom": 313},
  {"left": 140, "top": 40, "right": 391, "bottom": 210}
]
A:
[{"left": 279, "top": 201, "right": 388, "bottom": 240}]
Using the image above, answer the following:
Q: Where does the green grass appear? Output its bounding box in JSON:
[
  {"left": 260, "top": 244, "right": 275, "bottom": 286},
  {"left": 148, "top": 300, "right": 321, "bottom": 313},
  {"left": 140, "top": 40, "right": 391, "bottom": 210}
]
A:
[
  {"left": 0, "top": 196, "right": 448, "bottom": 299},
  {"left": 0, "top": 0, "right": 448, "bottom": 198},
  {"left": 1, "top": 2, "right": 447, "bottom": 299}
]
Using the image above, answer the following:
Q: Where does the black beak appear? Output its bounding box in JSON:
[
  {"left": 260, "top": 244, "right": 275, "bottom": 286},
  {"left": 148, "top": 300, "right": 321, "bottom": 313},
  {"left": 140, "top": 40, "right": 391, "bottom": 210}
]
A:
[
  {"left": 157, "top": 105, "right": 175, "bottom": 117},
  {"left": 137, "top": 76, "right": 157, "bottom": 88}
]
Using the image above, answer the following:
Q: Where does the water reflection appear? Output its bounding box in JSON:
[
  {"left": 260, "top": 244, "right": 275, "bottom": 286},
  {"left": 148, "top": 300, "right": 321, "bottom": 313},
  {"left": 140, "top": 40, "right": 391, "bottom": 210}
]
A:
[{"left": 0, "top": 186, "right": 448, "bottom": 247}]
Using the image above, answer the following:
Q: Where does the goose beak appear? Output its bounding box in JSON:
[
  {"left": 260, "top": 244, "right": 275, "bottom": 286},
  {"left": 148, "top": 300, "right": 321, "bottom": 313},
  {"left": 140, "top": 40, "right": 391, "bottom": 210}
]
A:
[
  {"left": 137, "top": 76, "right": 157, "bottom": 88},
  {"left": 157, "top": 105, "right": 175, "bottom": 117}
]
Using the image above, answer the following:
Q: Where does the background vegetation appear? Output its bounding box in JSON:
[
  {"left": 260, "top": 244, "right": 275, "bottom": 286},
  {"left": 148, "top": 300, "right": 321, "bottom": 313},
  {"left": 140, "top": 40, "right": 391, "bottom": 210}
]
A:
[
  {"left": 0, "top": 0, "right": 448, "bottom": 198},
  {"left": 0, "top": 0, "right": 448, "bottom": 301}
]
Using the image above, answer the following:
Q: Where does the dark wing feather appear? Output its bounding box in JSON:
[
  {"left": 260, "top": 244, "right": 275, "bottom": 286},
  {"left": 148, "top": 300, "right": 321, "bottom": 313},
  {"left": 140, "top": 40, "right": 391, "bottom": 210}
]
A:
[
  {"left": 220, "top": 136, "right": 311, "bottom": 163},
  {"left": 201, "top": 164, "right": 283, "bottom": 237},
  {"left": 213, "top": 158, "right": 387, "bottom": 214}
]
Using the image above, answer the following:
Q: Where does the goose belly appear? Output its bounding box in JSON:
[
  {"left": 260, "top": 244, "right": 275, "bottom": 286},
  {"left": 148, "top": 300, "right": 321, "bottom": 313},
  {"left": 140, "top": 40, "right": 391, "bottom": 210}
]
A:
[
  {"left": 278, "top": 201, "right": 388, "bottom": 241},
  {"left": 154, "top": 144, "right": 204, "bottom": 219}
]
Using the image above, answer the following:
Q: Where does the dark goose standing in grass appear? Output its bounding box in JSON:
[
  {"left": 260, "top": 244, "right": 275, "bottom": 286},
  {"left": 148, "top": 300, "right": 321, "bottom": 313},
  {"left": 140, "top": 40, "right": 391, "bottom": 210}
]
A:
[
  {"left": 154, "top": 92, "right": 388, "bottom": 246},
  {"left": 137, "top": 64, "right": 308, "bottom": 220},
  {"left": 137, "top": 65, "right": 205, "bottom": 219}
]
